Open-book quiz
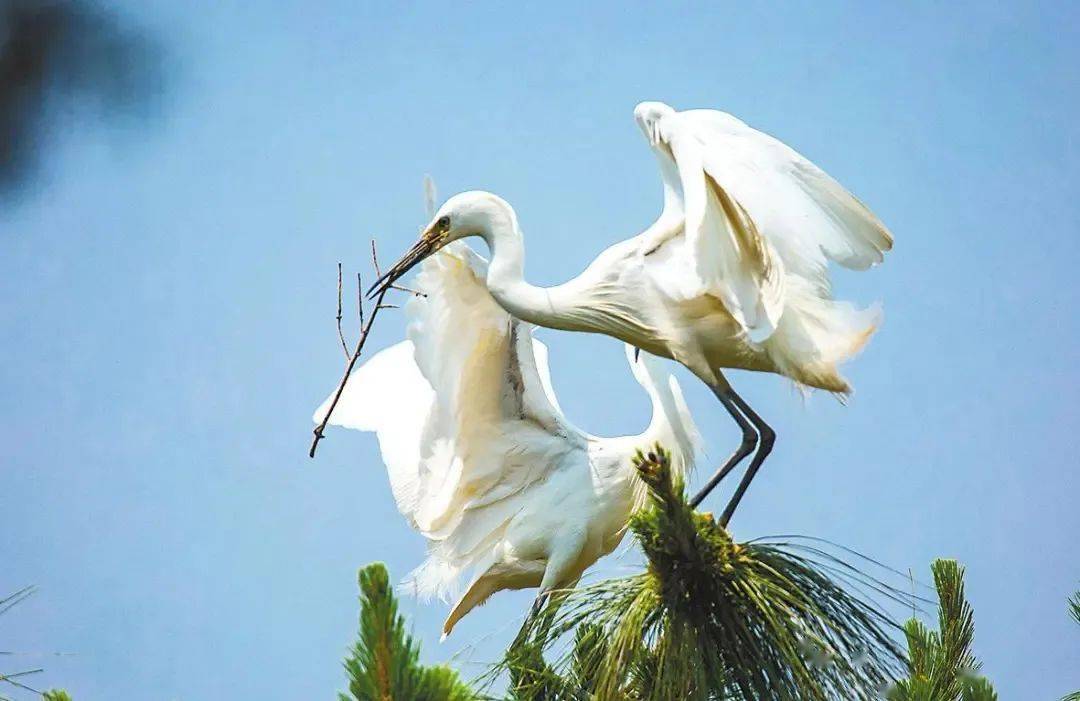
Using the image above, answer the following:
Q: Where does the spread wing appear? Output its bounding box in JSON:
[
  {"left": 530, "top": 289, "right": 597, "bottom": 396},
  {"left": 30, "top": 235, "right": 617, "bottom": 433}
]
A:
[
  {"left": 312, "top": 339, "right": 433, "bottom": 518},
  {"left": 635, "top": 105, "right": 893, "bottom": 343},
  {"left": 313, "top": 242, "right": 585, "bottom": 598}
]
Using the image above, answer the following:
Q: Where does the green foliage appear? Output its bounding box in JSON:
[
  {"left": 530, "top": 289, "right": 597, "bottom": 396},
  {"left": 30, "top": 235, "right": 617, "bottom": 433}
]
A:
[
  {"left": 885, "top": 560, "right": 997, "bottom": 701},
  {"left": 495, "top": 444, "right": 908, "bottom": 700},
  {"left": 1064, "top": 590, "right": 1080, "bottom": 701},
  {"left": 43, "top": 692, "right": 74, "bottom": 701},
  {"left": 504, "top": 636, "right": 568, "bottom": 701},
  {"left": 339, "top": 563, "right": 477, "bottom": 701}
]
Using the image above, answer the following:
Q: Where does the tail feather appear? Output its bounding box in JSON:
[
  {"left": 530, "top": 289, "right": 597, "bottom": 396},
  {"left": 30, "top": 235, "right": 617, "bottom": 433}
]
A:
[
  {"left": 441, "top": 560, "right": 546, "bottom": 638},
  {"left": 764, "top": 277, "right": 881, "bottom": 394},
  {"left": 401, "top": 556, "right": 463, "bottom": 604}
]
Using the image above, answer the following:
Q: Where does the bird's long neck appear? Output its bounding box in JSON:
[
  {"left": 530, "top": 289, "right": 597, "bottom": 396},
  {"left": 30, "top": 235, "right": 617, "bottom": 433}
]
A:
[
  {"left": 600, "top": 370, "right": 698, "bottom": 512},
  {"left": 640, "top": 388, "right": 691, "bottom": 466},
  {"left": 480, "top": 216, "right": 578, "bottom": 330},
  {"left": 630, "top": 361, "right": 698, "bottom": 484}
]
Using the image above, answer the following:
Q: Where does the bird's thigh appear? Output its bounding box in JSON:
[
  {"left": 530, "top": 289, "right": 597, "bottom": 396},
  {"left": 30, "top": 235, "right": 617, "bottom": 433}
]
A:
[
  {"left": 502, "top": 516, "right": 555, "bottom": 558},
  {"left": 504, "top": 512, "right": 584, "bottom": 560}
]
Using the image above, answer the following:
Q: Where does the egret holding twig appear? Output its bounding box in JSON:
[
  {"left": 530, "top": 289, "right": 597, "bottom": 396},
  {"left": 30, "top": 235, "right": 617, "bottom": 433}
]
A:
[
  {"left": 314, "top": 242, "right": 699, "bottom": 638},
  {"left": 369, "top": 103, "right": 893, "bottom": 525}
]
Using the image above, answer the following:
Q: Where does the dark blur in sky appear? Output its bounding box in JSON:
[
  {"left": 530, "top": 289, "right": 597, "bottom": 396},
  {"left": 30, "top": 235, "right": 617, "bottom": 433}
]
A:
[{"left": 0, "top": 0, "right": 161, "bottom": 198}]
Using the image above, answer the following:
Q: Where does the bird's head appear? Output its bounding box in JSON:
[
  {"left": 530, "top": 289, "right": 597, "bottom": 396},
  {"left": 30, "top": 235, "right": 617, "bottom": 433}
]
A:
[
  {"left": 633, "top": 101, "right": 675, "bottom": 145},
  {"left": 368, "top": 190, "right": 512, "bottom": 297}
]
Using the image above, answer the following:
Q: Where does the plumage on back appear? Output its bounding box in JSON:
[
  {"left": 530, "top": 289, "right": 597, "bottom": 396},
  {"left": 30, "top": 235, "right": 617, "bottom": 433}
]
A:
[{"left": 408, "top": 242, "right": 574, "bottom": 441}]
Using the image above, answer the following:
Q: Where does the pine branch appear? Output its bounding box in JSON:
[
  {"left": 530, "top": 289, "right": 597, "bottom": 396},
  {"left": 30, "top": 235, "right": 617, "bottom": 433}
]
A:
[
  {"left": 339, "top": 563, "right": 476, "bottom": 701},
  {"left": 886, "top": 560, "right": 998, "bottom": 700}
]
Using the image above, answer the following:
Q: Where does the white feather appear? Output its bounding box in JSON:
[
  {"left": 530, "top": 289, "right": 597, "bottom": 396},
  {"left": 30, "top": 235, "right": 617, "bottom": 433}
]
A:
[
  {"left": 622, "top": 102, "right": 893, "bottom": 390},
  {"left": 315, "top": 242, "right": 699, "bottom": 633}
]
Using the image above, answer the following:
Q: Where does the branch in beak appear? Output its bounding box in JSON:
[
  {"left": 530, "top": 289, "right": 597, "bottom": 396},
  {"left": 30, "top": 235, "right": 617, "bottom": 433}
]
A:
[{"left": 366, "top": 235, "right": 437, "bottom": 298}]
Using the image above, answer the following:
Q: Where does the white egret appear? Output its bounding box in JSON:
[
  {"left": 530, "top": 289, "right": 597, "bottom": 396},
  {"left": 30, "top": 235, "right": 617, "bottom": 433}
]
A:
[
  {"left": 315, "top": 242, "right": 700, "bottom": 638},
  {"left": 370, "top": 102, "right": 893, "bottom": 525}
]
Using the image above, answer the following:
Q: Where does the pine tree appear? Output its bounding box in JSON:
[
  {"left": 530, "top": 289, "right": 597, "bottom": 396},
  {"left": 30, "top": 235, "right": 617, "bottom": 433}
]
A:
[
  {"left": 496, "top": 445, "right": 909, "bottom": 700},
  {"left": 339, "top": 563, "right": 477, "bottom": 701},
  {"left": 885, "top": 560, "right": 998, "bottom": 701}
]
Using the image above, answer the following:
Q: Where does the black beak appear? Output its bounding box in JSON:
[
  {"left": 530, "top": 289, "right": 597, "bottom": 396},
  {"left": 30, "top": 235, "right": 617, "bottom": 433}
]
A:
[{"left": 366, "top": 235, "right": 437, "bottom": 298}]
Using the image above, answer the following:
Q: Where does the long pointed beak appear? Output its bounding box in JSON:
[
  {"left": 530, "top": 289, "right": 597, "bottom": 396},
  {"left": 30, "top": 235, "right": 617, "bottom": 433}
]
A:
[{"left": 366, "top": 235, "right": 437, "bottom": 298}]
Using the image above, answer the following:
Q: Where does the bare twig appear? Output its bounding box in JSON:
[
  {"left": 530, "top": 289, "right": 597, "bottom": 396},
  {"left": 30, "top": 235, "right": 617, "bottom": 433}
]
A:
[
  {"left": 313, "top": 176, "right": 435, "bottom": 457},
  {"left": 356, "top": 272, "right": 364, "bottom": 329},
  {"left": 310, "top": 243, "right": 393, "bottom": 459},
  {"left": 0, "top": 669, "right": 41, "bottom": 680},
  {"left": 390, "top": 283, "right": 426, "bottom": 297},
  {"left": 336, "top": 263, "right": 349, "bottom": 359},
  {"left": 0, "top": 670, "right": 41, "bottom": 695},
  {"left": 0, "top": 587, "right": 35, "bottom": 618}
]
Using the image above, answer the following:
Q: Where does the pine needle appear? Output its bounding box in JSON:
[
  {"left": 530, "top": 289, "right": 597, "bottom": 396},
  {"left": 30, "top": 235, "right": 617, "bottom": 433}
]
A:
[{"left": 490, "top": 445, "right": 910, "bottom": 700}]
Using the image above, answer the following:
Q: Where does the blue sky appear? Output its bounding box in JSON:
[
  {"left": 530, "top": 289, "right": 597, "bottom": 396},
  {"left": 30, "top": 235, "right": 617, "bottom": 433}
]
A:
[{"left": 2, "top": 1, "right": 1078, "bottom": 698}]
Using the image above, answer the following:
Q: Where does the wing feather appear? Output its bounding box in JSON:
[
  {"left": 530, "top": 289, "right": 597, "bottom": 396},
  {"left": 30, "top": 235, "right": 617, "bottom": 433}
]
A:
[
  {"left": 638, "top": 106, "right": 892, "bottom": 343},
  {"left": 312, "top": 340, "right": 431, "bottom": 526},
  {"left": 682, "top": 109, "right": 893, "bottom": 276},
  {"left": 665, "top": 127, "right": 786, "bottom": 341}
]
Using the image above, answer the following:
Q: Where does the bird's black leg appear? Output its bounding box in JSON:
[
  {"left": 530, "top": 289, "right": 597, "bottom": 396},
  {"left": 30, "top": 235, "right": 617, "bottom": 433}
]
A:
[
  {"left": 530, "top": 591, "right": 550, "bottom": 619},
  {"left": 512, "top": 592, "right": 551, "bottom": 647},
  {"left": 512, "top": 590, "right": 561, "bottom": 646},
  {"left": 689, "top": 383, "right": 758, "bottom": 509},
  {"left": 717, "top": 388, "right": 775, "bottom": 527}
]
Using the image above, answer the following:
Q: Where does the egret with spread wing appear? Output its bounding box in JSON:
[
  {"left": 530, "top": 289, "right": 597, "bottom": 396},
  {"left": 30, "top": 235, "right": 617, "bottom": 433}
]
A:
[
  {"left": 370, "top": 103, "right": 893, "bottom": 525},
  {"left": 315, "top": 242, "right": 699, "bottom": 637}
]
